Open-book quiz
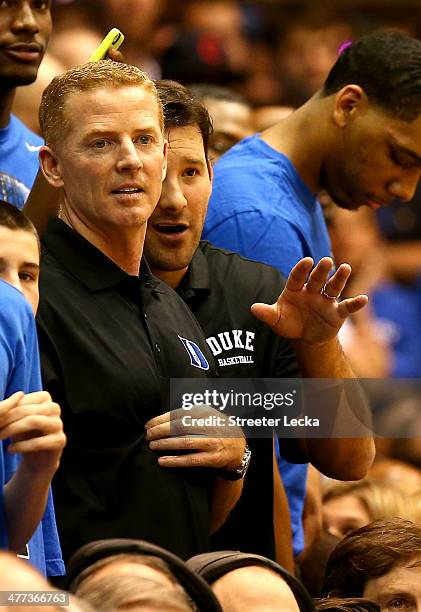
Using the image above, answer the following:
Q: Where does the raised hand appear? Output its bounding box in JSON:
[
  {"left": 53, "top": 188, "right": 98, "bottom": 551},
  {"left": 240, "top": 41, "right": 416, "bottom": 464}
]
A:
[{"left": 251, "top": 257, "right": 368, "bottom": 346}]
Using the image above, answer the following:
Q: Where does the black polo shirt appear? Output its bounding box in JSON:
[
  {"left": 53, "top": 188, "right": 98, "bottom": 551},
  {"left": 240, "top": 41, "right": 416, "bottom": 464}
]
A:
[
  {"left": 178, "top": 242, "right": 298, "bottom": 378},
  {"left": 177, "top": 241, "right": 302, "bottom": 560},
  {"left": 37, "top": 219, "right": 218, "bottom": 563}
]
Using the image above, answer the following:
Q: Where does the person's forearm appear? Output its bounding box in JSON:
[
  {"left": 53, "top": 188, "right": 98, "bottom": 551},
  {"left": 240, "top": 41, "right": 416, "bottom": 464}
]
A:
[
  {"left": 210, "top": 478, "right": 243, "bottom": 533},
  {"left": 23, "top": 170, "right": 60, "bottom": 237},
  {"left": 300, "top": 465, "right": 322, "bottom": 560},
  {"left": 4, "top": 460, "right": 55, "bottom": 553},
  {"left": 293, "top": 337, "right": 375, "bottom": 480},
  {"left": 293, "top": 336, "right": 354, "bottom": 378},
  {"left": 272, "top": 441, "right": 294, "bottom": 572}
]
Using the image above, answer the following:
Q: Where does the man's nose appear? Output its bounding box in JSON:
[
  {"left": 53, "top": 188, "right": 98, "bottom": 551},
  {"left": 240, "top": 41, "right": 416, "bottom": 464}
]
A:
[
  {"left": 11, "top": 1, "right": 40, "bottom": 34},
  {"left": 116, "top": 140, "right": 143, "bottom": 172},
  {"left": 159, "top": 178, "right": 187, "bottom": 212},
  {"left": 387, "top": 171, "right": 421, "bottom": 202}
]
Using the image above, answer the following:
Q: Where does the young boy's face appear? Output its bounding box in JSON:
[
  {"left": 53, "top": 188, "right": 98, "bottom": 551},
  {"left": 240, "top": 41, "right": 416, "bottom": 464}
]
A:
[{"left": 0, "top": 227, "right": 40, "bottom": 314}]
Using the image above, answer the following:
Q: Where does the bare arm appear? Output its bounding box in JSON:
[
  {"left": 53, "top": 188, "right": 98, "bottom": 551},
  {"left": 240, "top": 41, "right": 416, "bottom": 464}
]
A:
[
  {"left": 5, "top": 460, "right": 52, "bottom": 553},
  {"left": 300, "top": 464, "right": 322, "bottom": 561},
  {"left": 292, "top": 337, "right": 374, "bottom": 480},
  {"left": 272, "top": 439, "right": 294, "bottom": 572},
  {"left": 210, "top": 477, "right": 243, "bottom": 534},
  {"left": 1, "top": 391, "right": 66, "bottom": 552}
]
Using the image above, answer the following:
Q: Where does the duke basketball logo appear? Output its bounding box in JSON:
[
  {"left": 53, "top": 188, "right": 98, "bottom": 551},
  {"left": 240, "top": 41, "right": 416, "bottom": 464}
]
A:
[{"left": 178, "top": 335, "right": 210, "bottom": 370}]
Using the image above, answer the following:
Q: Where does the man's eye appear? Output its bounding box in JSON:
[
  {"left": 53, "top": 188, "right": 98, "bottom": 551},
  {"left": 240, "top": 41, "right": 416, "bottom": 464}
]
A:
[
  {"left": 391, "top": 150, "right": 403, "bottom": 166},
  {"left": 388, "top": 598, "right": 410, "bottom": 609},
  {"left": 135, "top": 135, "right": 152, "bottom": 145},
  {"left": 184, "top": 168, "right": 198, "bottom": 177},
  {"left": 92, "top": 140, "right": 108, "bottom": 149},
  {"left": 19, "top": 272, "right": 35, "bottom": 282},
  {"left": 391, "top": 150, "right": 413, "bottom": 168}
]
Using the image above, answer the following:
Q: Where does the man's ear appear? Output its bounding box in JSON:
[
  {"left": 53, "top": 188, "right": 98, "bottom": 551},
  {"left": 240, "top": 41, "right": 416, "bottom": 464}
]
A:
[
  {"left": 333, "top": 85, "right": 367, "bottom": 128},
  {"left": 161, "top": 139, "right": 168, "bottom": 182},
  {"left": 39, "top": 146, "right": 64, "bottom": 188}
]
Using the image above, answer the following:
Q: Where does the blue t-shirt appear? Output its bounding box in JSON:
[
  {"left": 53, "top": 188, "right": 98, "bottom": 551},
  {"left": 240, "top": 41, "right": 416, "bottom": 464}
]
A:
[
  {"left": 204, "top": 135, "right": 332, "bottom": 556},
  {"left": 0, "top": 115, "right": 42, "bottom": 209},
  {"left": 0, "top": 280, "right": 64, "bottom": 576}
]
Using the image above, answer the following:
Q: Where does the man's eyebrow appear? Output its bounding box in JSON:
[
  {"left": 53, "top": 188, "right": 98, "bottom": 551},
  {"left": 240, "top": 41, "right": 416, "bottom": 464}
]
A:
[
  {"left": 378, "top": 590, "right": 415, "bottom": 601},
  {"left": 184, "top": 158, "right": 207, "bottom": 166},
  {"left": 84, "top": 125, "right": 160, "bottom": 138},
  {"left": 0, "top": 258, "right": 39, "bottom": 270},
  {"left": 390, "top": 137, "right": 421, "bottom": 164}
]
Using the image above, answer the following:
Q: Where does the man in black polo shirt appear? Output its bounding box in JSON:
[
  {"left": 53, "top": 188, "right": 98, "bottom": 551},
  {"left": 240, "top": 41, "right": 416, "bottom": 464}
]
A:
[
  {"left": 36, "top": 62, "right": 247, "bottom": 563},
  {"left": 144, "top": 81, "right": 375, "bottom": 562}
]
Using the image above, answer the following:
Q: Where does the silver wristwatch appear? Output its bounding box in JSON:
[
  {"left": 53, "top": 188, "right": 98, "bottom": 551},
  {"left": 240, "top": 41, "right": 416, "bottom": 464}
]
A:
[{"left": 216, "top": 444, "right": 251, "bottom": 481}]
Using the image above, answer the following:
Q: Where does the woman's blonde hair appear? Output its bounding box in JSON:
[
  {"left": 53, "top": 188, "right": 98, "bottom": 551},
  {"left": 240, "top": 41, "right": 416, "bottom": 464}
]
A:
[{"left": 323, "top": 479, "right": 419, "bottom": 523}]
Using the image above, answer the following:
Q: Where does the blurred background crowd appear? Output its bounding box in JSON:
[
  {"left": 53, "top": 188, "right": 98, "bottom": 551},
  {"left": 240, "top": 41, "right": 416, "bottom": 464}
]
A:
[{"left": 16, "top": 0, "right": 421, "bottom": 125}]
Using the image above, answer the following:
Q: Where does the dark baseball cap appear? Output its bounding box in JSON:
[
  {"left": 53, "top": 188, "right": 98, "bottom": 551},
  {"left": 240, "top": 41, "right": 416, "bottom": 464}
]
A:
[
  {"left": 66, "top": 539, "right": 222, "bottom": 612},
  {"left": 187, "top": 551, "right": 315, "bottom": 612}
]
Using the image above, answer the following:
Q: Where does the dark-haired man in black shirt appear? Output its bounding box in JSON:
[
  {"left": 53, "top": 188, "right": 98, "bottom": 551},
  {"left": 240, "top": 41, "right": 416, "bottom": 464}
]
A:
[{"left": 144, "top": 80, "right": 375, "bottom": 563}]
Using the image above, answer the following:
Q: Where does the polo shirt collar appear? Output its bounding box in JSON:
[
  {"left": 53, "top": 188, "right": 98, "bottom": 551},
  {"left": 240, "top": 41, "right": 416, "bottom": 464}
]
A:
[
  {"left": 42, "top": 217, "right": 164, "bottom": 293},
  {"left": 177, "top": 245, "right": 211, "bottom": 301}
]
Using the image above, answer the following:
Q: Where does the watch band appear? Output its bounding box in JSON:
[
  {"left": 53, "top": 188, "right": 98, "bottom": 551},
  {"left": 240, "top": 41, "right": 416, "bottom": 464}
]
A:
[{"left": 215, "top": 444, "right": 251, "bottom": 481}]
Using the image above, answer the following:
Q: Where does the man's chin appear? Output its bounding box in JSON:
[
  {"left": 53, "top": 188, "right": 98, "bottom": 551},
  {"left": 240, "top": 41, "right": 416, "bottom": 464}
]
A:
[
  {"left": 1, "top": 62, "right": 41, "bottom": 86},
  {"left": 336, "top": 200, "right": 362, "bottom": 211},
  {"left": 323, "top": 186, "right": 358, "bottom": 211},
  {"left": 145, "top": 248, "right": 193, "bottom": 274},
  {"left": 4, "top": 73, "right": 38, "bottom": 88},
  {"left": 327, "top": 191, "right": 365, "bottom": 211}
]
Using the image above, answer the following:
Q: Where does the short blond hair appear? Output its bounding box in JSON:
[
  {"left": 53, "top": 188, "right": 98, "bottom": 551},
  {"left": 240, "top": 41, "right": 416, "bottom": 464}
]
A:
[
  {"left": 39, "top": 60, "right": 163, "bottom": 148},
  {"left": 323, "top": 479, "right": 419, "bottom": 523}
]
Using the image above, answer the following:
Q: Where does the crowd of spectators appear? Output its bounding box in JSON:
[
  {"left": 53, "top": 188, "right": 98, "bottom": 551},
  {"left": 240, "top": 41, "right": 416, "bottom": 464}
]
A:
[{"left": 1, "top": 0, "right": 421, "bottom": 610}]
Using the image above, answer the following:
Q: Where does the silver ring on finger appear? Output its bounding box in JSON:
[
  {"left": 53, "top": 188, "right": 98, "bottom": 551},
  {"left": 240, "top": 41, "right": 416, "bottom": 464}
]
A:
[{"left": 321, "top": 283, "right": 340, "bottom": 301}]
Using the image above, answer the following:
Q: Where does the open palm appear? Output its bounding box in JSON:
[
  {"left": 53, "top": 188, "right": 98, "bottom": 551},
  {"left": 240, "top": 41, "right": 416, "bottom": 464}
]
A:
[{"left": 251, "top": 257, "right": 368, "bottom": 345}]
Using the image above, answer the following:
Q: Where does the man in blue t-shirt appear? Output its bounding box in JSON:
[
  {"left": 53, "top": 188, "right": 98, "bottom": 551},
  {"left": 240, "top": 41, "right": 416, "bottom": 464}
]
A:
[
  {"left": 0, "top": 0, "right": 52, "bottom": 209},
  {"left": 0, "top": 202, "right": 65, "bottom": 577},
  {"left": 204, "top": 32, "right": 421, "bottom": 555}
]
